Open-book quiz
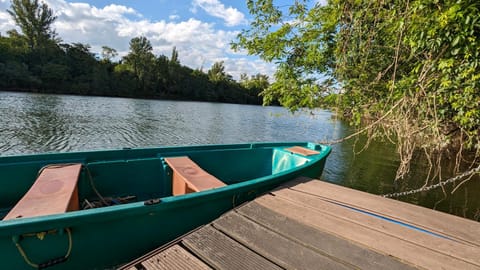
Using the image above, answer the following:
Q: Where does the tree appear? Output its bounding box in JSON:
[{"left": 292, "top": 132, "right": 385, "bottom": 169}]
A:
[
  {"left": 101, "top": 46, "right": 118, "bottom": 62},
  {"left": 240, "top": 73, "right": 269, "bottom": 91},
  {"left": 61, "top": 43, "right": 97, "bottom": 92},
  {"left": 123, "top": 36, "right": 155, "bottom": 92},
  {"left": 8, "top": 0, "right": 57, "bottom": 49},
  {"left": 208, "top": 61, "right": 232, "bottom": 82},
  {"left": 234, "top": 0, "right": 480, "bottom": 183},
  {"left": 239, "top": 73, "right": 268, "bottom": 104},
  {"left": 170, "top": 46, "right": 180, "bottom": 65},
  {"left": 1, "top": 30, "right": 29, "bottom": 60},
  {"left": 239, "top": 73, "right": 269, "bottom": 103},
  {"left": 153, "top": 54, "right": 169, "bottom": 94}
]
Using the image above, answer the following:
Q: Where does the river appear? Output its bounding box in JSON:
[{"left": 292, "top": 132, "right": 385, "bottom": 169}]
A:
[{"left": 0, "top": 91, "right": 478, "bottom": 221}]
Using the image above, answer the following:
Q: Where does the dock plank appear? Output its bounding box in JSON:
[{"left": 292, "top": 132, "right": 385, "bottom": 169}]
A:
[
  {"left": 213, "top": 211, "right": 354, "bottom": 270},
  {"left": 271, "top": 187, "right": 480, "bottom": 266},
  {"left": 237, "top": 201, "right": 417, "bottom": 270},
  {"left": 288, "top": 177, "right": 480, "bottom": 246},
  {"left": 255, "top": 194, "right": 479, "bottom": 270},
  {"left": 119, "top": 177, "right": 480, "bottom": 270},
  {"left": 182, "top": 225, "right": 282, "bottom": 270},
  {"left": 140, "top": 245, "right": 212, "bottom": 270}
]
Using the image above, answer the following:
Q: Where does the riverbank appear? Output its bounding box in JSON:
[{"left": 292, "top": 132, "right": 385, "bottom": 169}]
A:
[{"left": 0, "top": 80, "right": 263, "bottom": 106}]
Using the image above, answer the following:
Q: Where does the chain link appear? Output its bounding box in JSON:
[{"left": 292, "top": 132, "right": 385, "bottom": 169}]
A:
[{"left": 382, "top": 165, "right": 480, "bottom": 198}]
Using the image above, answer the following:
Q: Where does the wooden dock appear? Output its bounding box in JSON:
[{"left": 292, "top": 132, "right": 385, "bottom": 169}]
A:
[{"left": 119, "top": 177, "right": 480, "bottom": 270}]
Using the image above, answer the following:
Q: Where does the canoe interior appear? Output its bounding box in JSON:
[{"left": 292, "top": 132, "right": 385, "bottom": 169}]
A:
[{"left": 0, "top": 142, "right": 324, "bottom": 219}]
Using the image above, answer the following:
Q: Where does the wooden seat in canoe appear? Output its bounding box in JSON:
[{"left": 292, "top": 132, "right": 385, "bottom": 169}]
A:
[
  {"left": 3, "top": 164, "right": 82, "bottom": 220},
  {"left": 285, "top": 146, "right": 320, "bottom": 156},
  {"left": 164, "top": 157, "right": 226, "bottom": 196}
]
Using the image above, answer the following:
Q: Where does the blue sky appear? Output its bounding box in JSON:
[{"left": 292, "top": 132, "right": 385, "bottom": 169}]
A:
[{"left": 0, "top": 0, "right": 277, "bottom": 79}]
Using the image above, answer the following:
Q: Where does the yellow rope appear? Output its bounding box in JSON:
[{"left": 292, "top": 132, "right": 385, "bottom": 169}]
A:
[
  {"left": 13, "top": 228, "right": 73, "bottom": 269},
  {"left": 37, "top": 163, "right": 80, "bottom": 178},
  {"left": 14, "top": 241, "right": 38, "bottom": 268},
  {"left": 85, "top": 166, "right": 109, "bottom": 206},
  {"left": 65, "top": 228, "right": 73, "bottom": 259}
]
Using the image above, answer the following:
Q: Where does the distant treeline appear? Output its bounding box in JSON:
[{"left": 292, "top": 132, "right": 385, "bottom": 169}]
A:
[
  {"left": 0, "top": 33, "right": 270, "bottom": 104},
  {"left": 0, "top": 1, "right": 270, "bottom": 104}
]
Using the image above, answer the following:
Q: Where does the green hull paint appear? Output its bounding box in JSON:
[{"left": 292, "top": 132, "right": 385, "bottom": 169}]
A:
[{"left": 0, "top": 142, "right": 331, "bottom": 269}]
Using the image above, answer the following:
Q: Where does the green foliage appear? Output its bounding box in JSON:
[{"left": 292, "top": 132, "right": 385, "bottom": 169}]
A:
[
  {"left": 122, "top": 36, "right": 155, "bottom": 92},
  {"left": 170, "top": 46, "right": 180, "bottom": 65},
  {"left": 7, "top": 0, "right": 57, "bottom": 49},
  {"left": 240, "top": 73, "right": 269, "bottom": 90},
  {"left": 234, "top": 0, "right": 480, "bottom": 154},
  {"left": 404, "top": 0, "right": 480, "bottom": 147},
  {"left": 240, "top": 72, "right": 269, "bottom": 104},
  {"left": 208, "top": 61, "right": 232, "bottom": 82},
  {"left": 233, "top": 0, "right": 338, "bottom": 110}
]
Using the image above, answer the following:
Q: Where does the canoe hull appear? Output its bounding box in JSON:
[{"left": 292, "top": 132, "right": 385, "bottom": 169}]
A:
[{"left": 0, "top": 142, "right": 330, "bottom": 269}]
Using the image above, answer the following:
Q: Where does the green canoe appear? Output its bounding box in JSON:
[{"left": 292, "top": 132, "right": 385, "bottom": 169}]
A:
[{"left": 0, "top": 142, "right": 331, "bottom": 269}]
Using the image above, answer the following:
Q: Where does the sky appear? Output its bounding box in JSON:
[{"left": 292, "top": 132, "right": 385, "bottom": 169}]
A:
[{"left": 0, "top": 0, "right": 282, "bottom": 80}]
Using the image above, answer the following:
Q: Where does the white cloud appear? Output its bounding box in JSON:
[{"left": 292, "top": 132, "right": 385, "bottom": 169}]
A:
[
  {"left": 0, "top": 11, "right": 13, "bottom": 27},
  {"left": 41, "top": 0, "right": 141, "bottom": 53},
  {"left": 221, "top": 58, "right": 277, "bottom": 81},
  {"left": 0, "top": 2, "right": 15, "bottom": 34},
  {"left": 191, "top": 0, "right": 246, "bottom": 27},
  {"left": 169, "top": 14, "right": 179, "bottom": 20},
  {"left": 0, "top": 0, "right": 274, "bottom": 80}
]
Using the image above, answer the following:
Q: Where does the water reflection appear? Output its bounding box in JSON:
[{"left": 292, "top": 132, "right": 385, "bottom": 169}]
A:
[
  {"left": 1, "top": 93, "right": 73, "bottom": 153},
  {"left": 0, "top": 91, "right": 478, "bottom": 221},
  {"left": 323, "top": 132, "right": 480, "bottom": 221}
]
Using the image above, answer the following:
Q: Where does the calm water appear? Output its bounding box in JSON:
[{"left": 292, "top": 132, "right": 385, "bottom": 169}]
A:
[{"left": 0, "top": 91, "right": 478, "bottom": 221}]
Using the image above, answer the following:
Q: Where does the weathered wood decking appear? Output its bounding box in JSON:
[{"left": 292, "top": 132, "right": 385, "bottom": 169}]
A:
[{"left": 119, "top": 177, "right": 480, "bottom": 270}]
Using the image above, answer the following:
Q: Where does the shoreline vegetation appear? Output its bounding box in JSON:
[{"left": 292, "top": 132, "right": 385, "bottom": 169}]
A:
[
  {"left": 1, "top": 1, "right": 272, "bottom": 106},
  {"left": 233, "top": 0, "right": 479, "bottom": 194},
  {"left": 0, "top": 38, "right": 271, "bottom": 105}
]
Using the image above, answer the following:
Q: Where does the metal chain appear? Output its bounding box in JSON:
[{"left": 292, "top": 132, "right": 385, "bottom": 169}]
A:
[{"left": 382, "top": 165, "right": 480, "bottom": 198}]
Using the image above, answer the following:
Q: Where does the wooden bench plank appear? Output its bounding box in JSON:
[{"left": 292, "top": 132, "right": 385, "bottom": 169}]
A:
[
  {"left": 272, "top": 187, "right": 480, "bottom": 266},
  {"left": 164, "top": 157, "right": 226, "bottom": 196},
  {"left": 288, "top": 177, "right": 480, "bottom": 247},
  {"left": 182, "top": 225, "right": 282, "bottom": 270},
  {"left": 284, "top": 146, "right": 320, "bottom": 156},
  {"left": 213, "top": 211, "right": 355, "bottom": 270},
  {"left": 255, "top": 194, "right": 479, "bottom": 270},
  {"left": 4, "top": 164, "right": 82, "bottom": 220},
  {"left": 140, "top": 245, "right": 212, "bottom": 270},
  {"left": 237, "top": 201, "right": 417, "bottom": 270}
]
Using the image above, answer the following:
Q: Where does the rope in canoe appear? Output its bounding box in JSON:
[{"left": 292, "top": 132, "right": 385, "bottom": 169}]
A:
[
  {"left": 84, "top": 165, "right": 109, "bottom": 206},
  {"left": 36, "top": 163, "right": 80, "bottom": 177},
  {"left": 13, "top": 228, "right": 73, "bottom": 269},
  {"left": 382, "top": 165, "right": 480, "bottom": 198}
]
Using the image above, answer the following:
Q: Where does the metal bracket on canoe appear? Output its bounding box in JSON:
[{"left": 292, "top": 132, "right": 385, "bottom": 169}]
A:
[
  {"left": 144, "top": 198, "right": 162, "bottom": 205},
  {"left": 12, "top": 228, "right": 73, "bottom": 269}
]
